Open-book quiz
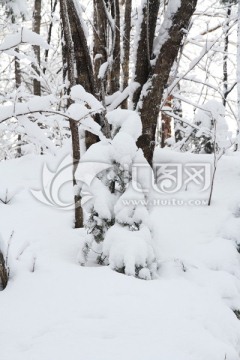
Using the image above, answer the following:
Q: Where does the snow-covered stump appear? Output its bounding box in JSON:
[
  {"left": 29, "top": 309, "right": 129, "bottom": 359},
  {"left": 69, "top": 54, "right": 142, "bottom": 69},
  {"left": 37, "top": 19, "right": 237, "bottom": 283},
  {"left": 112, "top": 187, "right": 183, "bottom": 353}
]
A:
[{"left": 78, "top": 109, "right": 158, "bottom": 279}]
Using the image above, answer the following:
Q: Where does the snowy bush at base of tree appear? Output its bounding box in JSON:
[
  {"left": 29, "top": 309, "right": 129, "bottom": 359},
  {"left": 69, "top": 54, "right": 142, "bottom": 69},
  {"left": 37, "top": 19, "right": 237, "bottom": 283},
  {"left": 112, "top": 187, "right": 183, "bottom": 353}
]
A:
[{"left": 78, "top": 109, "right": 158, "bottom": 279}]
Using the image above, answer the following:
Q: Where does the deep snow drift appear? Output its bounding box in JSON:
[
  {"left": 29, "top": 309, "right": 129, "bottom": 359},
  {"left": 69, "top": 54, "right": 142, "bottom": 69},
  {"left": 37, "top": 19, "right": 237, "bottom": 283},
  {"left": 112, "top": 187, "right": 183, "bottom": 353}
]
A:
[{"left": 0, "top": 150, "right": 240, "bottom": 359}]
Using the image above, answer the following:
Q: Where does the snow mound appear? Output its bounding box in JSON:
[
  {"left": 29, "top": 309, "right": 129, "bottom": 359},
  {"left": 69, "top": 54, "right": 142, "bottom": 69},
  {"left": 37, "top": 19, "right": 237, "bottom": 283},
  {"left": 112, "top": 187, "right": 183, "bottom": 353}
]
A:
[{"left": 103, "top": 224, "right": 156, "bottom": 279}]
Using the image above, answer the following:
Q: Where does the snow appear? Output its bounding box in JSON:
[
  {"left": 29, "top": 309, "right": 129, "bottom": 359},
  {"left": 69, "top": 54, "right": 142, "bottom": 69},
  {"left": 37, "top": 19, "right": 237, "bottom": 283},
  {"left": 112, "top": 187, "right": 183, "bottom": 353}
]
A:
[
  {"left": 98, "top": 61, "right": 109, "bottom": 79},
  {"left": 0, "top": 27, "right": 50, "bottom": 51},
  {"left": 0, "top": 95, "right": 58, "bottom": 123},
  {"left": 0, "top": 150, "right": 240, "bottom": 358},
  {"left": 107, "top": 83, "right": 140, "bottom": 110},
  {"left": 2, "top": 0, "right": 28, "bottom": 18},
  {"left": 67, "top": 103, "right": 89, "bottom": 121},
  {"left": 102, "top": 224, "right": 155, "bottom": 278},
  {"left": 70, "top": 85, "right": 103, "bottom": 112},
  {"left": 106, "top": 109, "right": 142, "bottom": 141},
  {"left": 194, "top": 99, "right": 230, "bottom": 148}
]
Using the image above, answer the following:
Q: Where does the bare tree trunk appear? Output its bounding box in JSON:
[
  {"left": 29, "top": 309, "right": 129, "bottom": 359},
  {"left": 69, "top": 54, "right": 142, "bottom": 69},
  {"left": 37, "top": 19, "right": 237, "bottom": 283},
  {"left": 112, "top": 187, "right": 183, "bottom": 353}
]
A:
[
  {"left": 173, "top": 85, "right": 184, "bottom": 142},
  {"left": 68, "top": 0, "right": 99, "bottom": 150},
  {"left": 43, "top": 0, "right": 58, "bottom": 74},
  {"left": 161, "top": 95, "right": 172, "bottom": 147},
  {"left": 137, "top": 0, "right": 197, "bottom": 164},
  {"left": 68, "top": 0, "right": 96, "bottom": 94},
  {"left": 237, "top": 0, "right": 240, "bottom": 146},
  {"left": 93, "top": 0, "right": 108, "bottom": 95},
  {"left": 14, "top": 50, "right": 22, "bottom": 157},
  {"left": 132, "top": 0, "right": 160, "bottom": 108},
  {"left": 223, "top": 5, "right": 231, "bottom": 107},
  {"left": 121, "top": 0, "right": 132, "bottom": 108},
  {"left": 60, "top": 0, "right": 83, "bottom": 228},
  {"left": 32, "top": 0, "right": 42, "bottom": 96},
  {"left": 109, "top": 0, "right": 121, "bottom": 94}
]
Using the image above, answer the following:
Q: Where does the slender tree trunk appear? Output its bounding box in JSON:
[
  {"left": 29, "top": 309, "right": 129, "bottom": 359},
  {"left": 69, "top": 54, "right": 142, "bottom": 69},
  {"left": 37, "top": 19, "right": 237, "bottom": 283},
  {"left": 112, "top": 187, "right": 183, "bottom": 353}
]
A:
[
  {"left": 161, "top": 95, "right": 172, "bottom": 147},
  {"left": 237, "top": 0, "right": 240, "bottom": 147},
  {"left": 14, "top": 50, "right": 22, "bottom": 157},
  {"left": 173, "top": 85, "right": 184, "bottom": 142},
  {"left": 137, "top": 0, "right": 197, "bottom": 164},
  {"left": 121, "top": 0, "right": 132, "bottom": 108},
  {"left": 32, "top": 0, "right": 42, "bottom": 96},
  {"left": 109, "top": 0, "right": 121, "bottom": 94},
  {"left": 43, "top": 0, "right": 57, "bottom": 74},
  {"left": 93, "top": 0, "right": 108, "bottom": 96},
  {"left": 60, "top": 0, "right": 83, "bottom": 228},
  {"left": 223, "top": 5, "right": 231, "bottom": 107}
]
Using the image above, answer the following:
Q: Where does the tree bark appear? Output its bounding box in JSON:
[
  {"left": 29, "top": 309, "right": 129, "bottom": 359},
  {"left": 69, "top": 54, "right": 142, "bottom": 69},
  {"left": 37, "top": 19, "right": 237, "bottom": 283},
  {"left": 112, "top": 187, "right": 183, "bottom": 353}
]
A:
[
  {"left": 132, "top": 0, "right": 160, "bottom": 108},
  {"left": 161, "top": 95, "right": 172, "bottom": 147},
  {"left": 32, "top": 0, "right": 42, "bottom": 96},
  {"left": 236, "top": 0, "right": 240, "bottom": 150},
  {"left": 67, "top": 0, "right": 95, "bottom": 94},
  {"left": 68, "top": 0, "right": 99, "bottom": 149},
  {"left": 93, "top": 0, "right": 108, "bottom": 95},
  {"left": 43, "top": 0, "right": 57, "bottom": 74},
  {"left": 60, "top": 0, "right": 83, "bottom": 228},
  {"left": 137, "top": 0, "right": 197, "bottom": 164},
  {"left": 121, "top": 0, "right": 132, "bottom": 108},
  {"left": 14, "top": 50, "right": 22, "bottom": 157},
  {"left": 223, "top": 5, "right": 231, "bottom": 107},
  {"left": 109, "top": 0, "right": 121, "bottom": 94}
]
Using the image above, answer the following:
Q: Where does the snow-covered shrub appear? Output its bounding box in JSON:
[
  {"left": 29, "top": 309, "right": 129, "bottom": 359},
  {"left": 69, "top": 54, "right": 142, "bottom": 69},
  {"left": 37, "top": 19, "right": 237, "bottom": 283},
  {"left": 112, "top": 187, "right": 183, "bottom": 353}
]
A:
[
  {"left": 178, "top": 100, "right": 229, "bottom": 154},
  {"left": 78, "top": 109, "right": 158, "bottom": 279}
]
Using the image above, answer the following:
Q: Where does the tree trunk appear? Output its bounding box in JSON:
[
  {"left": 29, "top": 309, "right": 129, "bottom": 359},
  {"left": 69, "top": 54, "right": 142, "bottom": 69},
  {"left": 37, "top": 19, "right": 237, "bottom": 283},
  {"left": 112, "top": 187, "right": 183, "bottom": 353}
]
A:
[
  {"left": 60, "top": 0, "right": 83, "bottom": 228},
  {"left": 67, "top": 0, "right": 95, "bottom": 94},
  {"left": 14, "top": 50, "right": 22, "bottom": 157},
  {"left": 223, "top": 5, "right": 231, "bottom": 107},
  {"left": 121, "top": 0, "right": 132, "bottom": 108},
  {"left": 32, "top": 0, "right": 42, "bottom": 96},
  {"left": 43, "top": 0, "right": 57, "bottom": 74},
  {"left": 132, "top": 0, "right": 160, "bottom": 108},
  {"left": 109, "top": 0, "right": 121, "bottom": 94},
  {"left": 93, "top": 0, "right": 108, "bottom": 95},
  {"left": 237, "top": 0, "right": 240, "bottom": 145},
  {"left": 68, "top": 0, "right": 99, "bottom": 150},
  {"left": 161, "top": 95, "right": 172, "bottom": 147},
  {"left": 137, "top": 0, "right": 197, "bottom": 164}
]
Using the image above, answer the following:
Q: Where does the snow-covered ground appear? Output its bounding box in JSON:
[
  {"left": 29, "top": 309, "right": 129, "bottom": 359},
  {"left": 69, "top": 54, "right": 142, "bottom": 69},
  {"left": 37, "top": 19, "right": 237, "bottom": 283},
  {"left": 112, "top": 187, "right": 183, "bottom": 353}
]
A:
[{"left": 0, "top": 150, "right": 240, "bottom": 360}]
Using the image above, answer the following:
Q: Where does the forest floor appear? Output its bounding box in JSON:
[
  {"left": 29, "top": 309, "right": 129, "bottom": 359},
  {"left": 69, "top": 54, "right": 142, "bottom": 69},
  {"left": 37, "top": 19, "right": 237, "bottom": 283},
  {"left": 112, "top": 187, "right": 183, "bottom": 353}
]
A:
[{"left": 0, "top": 149, "right": 240, "bottom": 360}]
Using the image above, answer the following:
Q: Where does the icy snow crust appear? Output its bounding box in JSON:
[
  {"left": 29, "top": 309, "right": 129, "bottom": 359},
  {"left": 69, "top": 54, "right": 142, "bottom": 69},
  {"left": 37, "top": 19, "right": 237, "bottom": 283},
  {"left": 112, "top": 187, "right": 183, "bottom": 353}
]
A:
[{"left": 0, "top": 151, "right": 240, "bottom": 359}]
